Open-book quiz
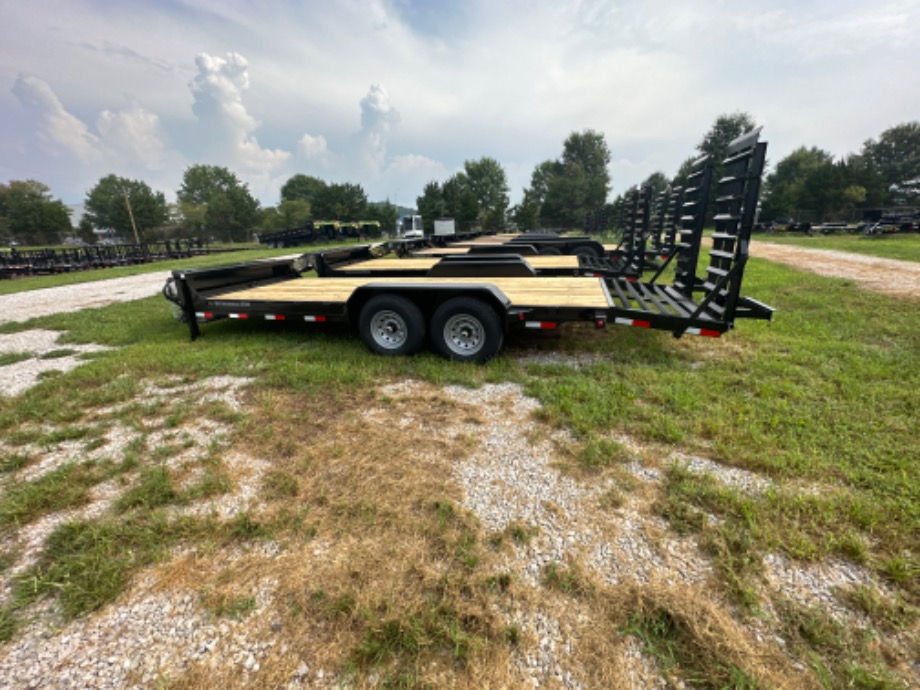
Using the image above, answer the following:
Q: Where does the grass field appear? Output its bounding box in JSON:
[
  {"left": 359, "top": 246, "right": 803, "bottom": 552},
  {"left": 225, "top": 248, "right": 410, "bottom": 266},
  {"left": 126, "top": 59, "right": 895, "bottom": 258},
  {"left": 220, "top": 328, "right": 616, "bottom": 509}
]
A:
[
  {"left": 752, "top": 231, "right": 920, "bottom": 263},
  {"left": 0, "top": 252, "right": 918, "bottom": 687}
]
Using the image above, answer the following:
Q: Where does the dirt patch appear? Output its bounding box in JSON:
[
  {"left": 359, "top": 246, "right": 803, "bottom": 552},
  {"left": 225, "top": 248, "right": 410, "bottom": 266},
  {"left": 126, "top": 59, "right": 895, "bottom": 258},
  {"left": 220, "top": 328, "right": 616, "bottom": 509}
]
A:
[{"left": 751, "top": 241, "right": 920, "bottom": 301}]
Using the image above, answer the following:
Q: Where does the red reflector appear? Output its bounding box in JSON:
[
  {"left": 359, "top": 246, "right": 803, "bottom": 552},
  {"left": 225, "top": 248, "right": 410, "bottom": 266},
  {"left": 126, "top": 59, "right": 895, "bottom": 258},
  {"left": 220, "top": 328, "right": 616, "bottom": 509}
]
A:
[
  {"left": 700, "top": 329, "right": 721, "bottom": 338},
  {"left": 626, "top": 277, "right": 636, "bottom": 282},
  {"left": 595, "top": 320, "right": 606, "bottom": 329},
  {"left": 204, "top": 312, "right": 213, "bottom": 320},
  {"left": 635, "top": 320, "right": 651, "bottom": 328}
]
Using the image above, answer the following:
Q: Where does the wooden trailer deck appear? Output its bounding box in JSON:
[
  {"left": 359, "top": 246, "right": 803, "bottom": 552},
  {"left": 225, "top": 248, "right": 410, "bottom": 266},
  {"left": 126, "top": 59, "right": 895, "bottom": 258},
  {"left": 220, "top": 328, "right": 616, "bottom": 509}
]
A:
[
  {"left": 413, "top": 247, "right": 470, "bottom": 256},
  {"left": 334, "top": 256, "right": 581, "bottom": 272},
  {"left": 212, "top": 276, "right": 612, "bottom": 309}
]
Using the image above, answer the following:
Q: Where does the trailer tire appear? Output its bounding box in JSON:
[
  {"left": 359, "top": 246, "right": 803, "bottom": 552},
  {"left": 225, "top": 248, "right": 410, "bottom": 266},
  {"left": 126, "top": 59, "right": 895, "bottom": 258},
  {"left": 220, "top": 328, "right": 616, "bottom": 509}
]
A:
[
  {"left": 359, "top": 295, "right": 426, "bottom": 356},
  {"left": 431, "top": 297, "right": 503, "bottom": 363},
  {"left": 539, "top": 246, "right": 563, "bottom": 255},
  {"left": 573, "top": 245, "right": 599, "bottom": 258}
]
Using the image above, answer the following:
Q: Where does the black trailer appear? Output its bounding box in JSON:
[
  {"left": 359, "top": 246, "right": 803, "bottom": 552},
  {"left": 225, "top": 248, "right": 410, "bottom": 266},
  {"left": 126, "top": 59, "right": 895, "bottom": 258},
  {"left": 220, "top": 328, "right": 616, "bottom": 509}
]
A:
[{"left": 164, "top": 129, "right": 773, "bottom": 362}]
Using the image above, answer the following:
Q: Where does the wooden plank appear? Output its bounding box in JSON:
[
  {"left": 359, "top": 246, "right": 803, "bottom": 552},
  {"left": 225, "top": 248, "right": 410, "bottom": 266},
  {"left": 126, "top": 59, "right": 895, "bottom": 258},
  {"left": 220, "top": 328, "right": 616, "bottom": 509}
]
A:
[
  {"left": 528, "top": 256, "right": 579, "bottom": 269},
  {"left": 213, "top": 276, "right": 611, "bottom": 309},
  {"left": 413, "top": 247, "right": 469, "bottom": 256},
  {"left": 339, "top": 258, "right": 439, "bottom": 271},
  {"left": 337, "top": 256, "right": 580, "bottom": 271}
]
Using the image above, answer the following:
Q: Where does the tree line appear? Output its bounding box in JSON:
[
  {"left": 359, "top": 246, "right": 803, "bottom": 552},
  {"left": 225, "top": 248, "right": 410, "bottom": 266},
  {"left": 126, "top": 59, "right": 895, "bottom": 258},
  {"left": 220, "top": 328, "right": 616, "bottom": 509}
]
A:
[
  {"left": 617, "top": 115, "right": 920, "bottom": 226},
  {"left": 0, "top": 167, "right": 405, "bottom": 246},
  {"left": 3, "top": 117, "right": 917, "bottom": 246}
]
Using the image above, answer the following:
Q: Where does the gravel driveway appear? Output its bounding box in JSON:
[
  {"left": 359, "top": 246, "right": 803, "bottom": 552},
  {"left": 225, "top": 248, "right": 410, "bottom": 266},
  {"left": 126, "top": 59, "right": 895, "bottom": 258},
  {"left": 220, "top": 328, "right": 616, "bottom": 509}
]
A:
[
  {"left": 750, "top": 240, "right": 920, "bottom": 300},
  {"left": 0, "top": 272, "right": 171, "bottom": 326}
]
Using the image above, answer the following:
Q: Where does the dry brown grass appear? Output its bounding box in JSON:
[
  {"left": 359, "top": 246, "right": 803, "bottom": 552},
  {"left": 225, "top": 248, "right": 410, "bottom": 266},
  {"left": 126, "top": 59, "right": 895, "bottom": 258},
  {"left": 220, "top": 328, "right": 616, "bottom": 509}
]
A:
[
  {"left": 157, "top": 380, "right": 818, "bottom": 689},
  {"left": 161, "top": 385, "right": 523, "bottom": 688}
]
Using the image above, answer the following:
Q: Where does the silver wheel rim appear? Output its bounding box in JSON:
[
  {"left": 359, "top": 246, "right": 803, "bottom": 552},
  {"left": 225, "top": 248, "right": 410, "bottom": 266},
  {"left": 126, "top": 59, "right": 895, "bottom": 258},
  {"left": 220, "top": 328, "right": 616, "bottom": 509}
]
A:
[
  {"left": 443, "top": 314, "right": 484, "bottom": 356},
  {"left": 370, "top": 310, "right": 408, "bottom": 349}
]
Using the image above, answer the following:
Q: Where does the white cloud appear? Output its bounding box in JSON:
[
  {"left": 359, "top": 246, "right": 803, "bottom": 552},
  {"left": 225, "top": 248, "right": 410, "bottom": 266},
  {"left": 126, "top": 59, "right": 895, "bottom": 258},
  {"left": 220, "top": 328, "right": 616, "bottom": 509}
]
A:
[
  {"left": 3, "top": 0, "right": 920, "bottom": 206},
  {"left": 188, "top": 51, "right": 291, "bottom": 173},
  {"left": 351, "top": 84, "right": 401, "bottom": 174},
  {"left": 382, "top": 154, "right": 452, "bottom": 202},
  {"left": 12, "top": 74, "right": 102, "bottom": 163},
  {"left": 96, "top": 102, "right": 172, "bottom": 170},
  {"left": 299, "top": 133, "right": 330, "bottom": 159}
]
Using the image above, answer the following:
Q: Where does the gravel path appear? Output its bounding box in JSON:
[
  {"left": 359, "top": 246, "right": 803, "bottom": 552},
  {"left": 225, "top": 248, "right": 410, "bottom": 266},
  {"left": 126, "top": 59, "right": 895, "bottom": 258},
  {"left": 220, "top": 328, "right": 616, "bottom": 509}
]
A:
[
  {"left": 750, "top": 241, "right": 920, "bottom": 300},
  {"left": 0, "top": 272, "right": 171, "bottom": 326}
]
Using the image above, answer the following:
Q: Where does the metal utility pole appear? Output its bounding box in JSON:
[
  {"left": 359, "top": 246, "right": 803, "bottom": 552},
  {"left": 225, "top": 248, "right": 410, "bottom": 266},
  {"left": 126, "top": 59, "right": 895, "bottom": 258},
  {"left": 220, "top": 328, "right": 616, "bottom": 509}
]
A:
[{"left": 123, "top": 188, "right": 140, "bottom": 244}]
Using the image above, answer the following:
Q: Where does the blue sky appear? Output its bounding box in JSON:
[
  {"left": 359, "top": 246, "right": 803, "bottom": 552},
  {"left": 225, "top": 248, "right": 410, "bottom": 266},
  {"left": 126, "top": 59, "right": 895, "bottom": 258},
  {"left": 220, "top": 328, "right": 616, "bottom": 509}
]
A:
[{"left": 2, "top": 0, "right": 918, "bottom": 208}]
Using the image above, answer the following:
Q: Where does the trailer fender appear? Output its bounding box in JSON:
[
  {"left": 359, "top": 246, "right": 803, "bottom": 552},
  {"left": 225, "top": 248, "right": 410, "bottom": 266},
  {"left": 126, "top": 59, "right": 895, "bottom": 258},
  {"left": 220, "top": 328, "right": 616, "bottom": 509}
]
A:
[{"left": 346, "top": 283, "right": 511, "bottom": 328}]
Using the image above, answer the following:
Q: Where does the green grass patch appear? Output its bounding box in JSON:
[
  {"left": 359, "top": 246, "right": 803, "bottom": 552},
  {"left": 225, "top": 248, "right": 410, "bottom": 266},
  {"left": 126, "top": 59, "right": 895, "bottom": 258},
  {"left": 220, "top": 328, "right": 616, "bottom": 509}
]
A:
[
  {"left": 11, "top": 513, "right": 182, "bottom": 618},
  {"left": 625, "top": 608, "right": 761, "bottom": 689},
  {"left": 114, "top": 467, "right": 179, "bottom": 512},
  {"left": 0, "top": 605, "right": 17, "bottom": 642},
  {"left": 0, "top": 352, "right": 32, "bottom": 367},
  {"left": 201, "top": 591, "right": 258, "bottom": 620},
  {"left": 0, "top": 463, "right": 97, "bottom": 527},
  {"left": 350, "top": 602, "right": 485, "bottom": 686},
  {"left": 542, "top": 561, "right": 595, "bottom": 599},
  {"left": 0, "top": 452, "right": 32, "bottom": 474},
  {"left": 774, "top": 597, "right": 903, "bottom": 689},
  {"left": 38, "top": 348, "right": 79, "bottom": 360}
]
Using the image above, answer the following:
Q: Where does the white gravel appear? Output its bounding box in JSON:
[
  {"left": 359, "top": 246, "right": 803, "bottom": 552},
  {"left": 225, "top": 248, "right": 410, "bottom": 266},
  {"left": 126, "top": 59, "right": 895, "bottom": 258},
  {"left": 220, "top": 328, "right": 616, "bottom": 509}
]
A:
[
  {"left": 0, "top": 272, "right": 170, "bottom": 325},
  {"left": 0, "top": 272, "right": 169, "bottom": 398},
  {"left": 0, "top": 329, "right": 113, "bottom": 397}
]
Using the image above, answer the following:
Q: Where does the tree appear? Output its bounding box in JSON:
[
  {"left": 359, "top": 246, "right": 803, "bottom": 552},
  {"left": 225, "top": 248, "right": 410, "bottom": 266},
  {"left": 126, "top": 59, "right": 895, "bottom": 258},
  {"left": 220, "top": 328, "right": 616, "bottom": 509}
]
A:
[
  {"left": 696, "top": 112, "right": 758, "bottom": 221},
  {"left": 177, "top": 165, "right": 259, "bottom": 242},
  {"left": 85, "top": 174, "right": 168, "bottom": 242},
  {"left": 671, "top": 155, "right": 699, "bottom": 190},
  {"left": 641, "top": 172, "right": 670, "bottom": 200},
  {"left": 463, "top": 157, "right": 510, "bottom": 230},
  {"left": 366, "top": 200, "right": 399, "bottom": 232},
  {"left": 760, "top": 147, "right": 835, "bottom": 220},
  {"left": 859, "top": 122, "right": 920, "bottom": 205},
  {"left": 0, "top": 179, "right": 72, "bottom": 245},
  {"left": 441, "top": 174, "right": 479, "bottom": 227},
  {"left": 280, "top": 174, "right": 327, "bottom": 204},
  {"left": 510, "top": 188, "right": 541, "bottom": 230},
  {"left": 415, "top": 174, "right": 480, "bottom": 231},
  {"left": 311, "top": 183, "right": 368, "bottom": 220},
  {"left": 278, "top": 199, "right": 312, "bottom": 228},
  {"left": 562, "top": 129, "right": 611, "bottom": 210},
  {"left": 77, "top": 217, "right": 96, "bottom": 245},
  {"left": 416, "top": 181, "right": 447, "bottom": 231},
  {"left": 519, "top": 130, "right": 612, "bottom": 229}
]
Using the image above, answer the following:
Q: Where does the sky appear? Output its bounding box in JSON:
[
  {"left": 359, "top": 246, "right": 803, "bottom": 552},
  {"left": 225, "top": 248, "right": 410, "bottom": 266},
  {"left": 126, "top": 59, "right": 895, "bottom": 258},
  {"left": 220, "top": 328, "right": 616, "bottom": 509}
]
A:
[{"left": 1, "top": 0, "right": 918, "bottom": 210}]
